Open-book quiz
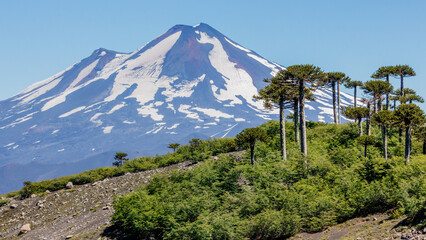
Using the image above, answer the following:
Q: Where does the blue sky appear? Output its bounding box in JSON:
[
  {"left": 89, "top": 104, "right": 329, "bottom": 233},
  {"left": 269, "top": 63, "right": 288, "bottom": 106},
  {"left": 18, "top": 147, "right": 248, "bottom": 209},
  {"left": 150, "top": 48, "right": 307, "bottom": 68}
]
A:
[{"left": 1, "top": 0, "right": 425, "bottom": 110}]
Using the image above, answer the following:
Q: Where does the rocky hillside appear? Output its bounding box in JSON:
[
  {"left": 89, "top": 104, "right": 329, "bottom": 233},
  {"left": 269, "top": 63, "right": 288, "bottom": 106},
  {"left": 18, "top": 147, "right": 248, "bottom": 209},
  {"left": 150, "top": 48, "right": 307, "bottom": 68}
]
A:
[{"left": 0, "top": 161, "right": 197, "bottom": 240}]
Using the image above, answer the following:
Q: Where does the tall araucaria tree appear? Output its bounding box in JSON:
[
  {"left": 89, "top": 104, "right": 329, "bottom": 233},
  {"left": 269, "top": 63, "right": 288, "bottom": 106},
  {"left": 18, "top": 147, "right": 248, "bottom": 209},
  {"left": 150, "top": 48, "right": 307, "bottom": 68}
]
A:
[
  {"left": 287, "top": 64, "right": 325, "bottom": 156},
  {"left": 362, "top": 80, "right": 393, "bottom": 113},
  {"left": 372, "top": 110, "right": 394, "bottom": 160},
  {"left": 344, "top": 80, "right": 363, "bottom": 107},
  {"left": 371, "top": 66, "right": 394, "bottom": 110},
  {"left": 324, "top": 72, "right": 350, "bottom": 124},
  {"left": 393, "top": 103, "right": 425, "bottom": 162},
  {"left": 392, "top": 88, "right": 424, "bottom": 105},
  {"left": 391, "top": 65, "right": 416, "bottom": 98},
  {"left": 342, "top": 106, "right": 370, "bottom": 136},
  {"left": 255, "top": 70, "right": 297, "bottom": 161},
  {"left": 235, "top": 127, "right": 268, "bottom": 165}
]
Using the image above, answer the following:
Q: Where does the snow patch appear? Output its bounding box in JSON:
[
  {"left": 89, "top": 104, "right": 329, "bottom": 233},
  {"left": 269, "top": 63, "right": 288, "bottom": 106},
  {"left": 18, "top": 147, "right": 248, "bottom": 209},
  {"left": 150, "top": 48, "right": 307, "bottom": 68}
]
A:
[
  {"left": 51, "top": 129, "right": 59, "bottom": 134},
  {"left": 59, "top": 106, "right": 86, "bottom": 118},
  {"left": 57, "top": 149, "right": 65, "bottom": 152},
  {"left": 225, "top": 37, "right": 251, "bottom": 53},
  {"left": 68, "top": 59, "right": 100, "bottom": 89},
  {"left": 247, "top": 53, "right": 281, "bottom": 76},
  {"left": 103, "top": 126, "right": 114, "bottom": 134},
  {"left": 107, "top": 102, "right": 126, "bottom": 114},
  {"left": 123, "top": 120, "right": 136, "bottom": 124},
  {"left": 192, "top": 107, "right": 233, "bottom": 119},
  {"left": 178, "top": 104, "right": 203, "bottom": 122}
]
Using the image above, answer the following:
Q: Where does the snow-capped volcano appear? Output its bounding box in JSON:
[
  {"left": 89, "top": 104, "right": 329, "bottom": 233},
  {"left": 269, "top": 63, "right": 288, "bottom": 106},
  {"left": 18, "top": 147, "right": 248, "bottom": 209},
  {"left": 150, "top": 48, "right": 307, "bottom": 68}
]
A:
[{"left": 0, "top": 23, "right": 356, "bottom": 193}]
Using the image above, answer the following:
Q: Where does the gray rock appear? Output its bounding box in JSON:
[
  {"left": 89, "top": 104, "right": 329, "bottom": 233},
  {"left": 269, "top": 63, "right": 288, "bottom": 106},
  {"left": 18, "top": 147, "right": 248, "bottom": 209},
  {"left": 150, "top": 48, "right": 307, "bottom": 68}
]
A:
[
  {"left": 66, "top": 182, "right": 73, "bottom": 189},
  {"left": 19, "top": 223, "right": 31, "bottom": 235},
  {"left": 10, "top": 204, "right": 18, "bottom": 209},
  {"left": 65, "top": 235, "right": 73, "bottom": 239}
]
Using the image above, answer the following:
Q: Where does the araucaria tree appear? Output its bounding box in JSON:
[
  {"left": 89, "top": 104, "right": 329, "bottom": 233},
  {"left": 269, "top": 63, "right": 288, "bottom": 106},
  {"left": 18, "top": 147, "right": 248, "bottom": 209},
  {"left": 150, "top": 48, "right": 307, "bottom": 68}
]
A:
[
  {"left": 287, "top": 64, "right": 325, "bottom": 155},
  {"left": 342, "top": 106, "right": 370, "bottom": 136},
  {"left": 371, "top": 110, "right": 394, "bottom": 160},
  {"left": 167, "top": 143, "right": 180, "bottom": 152},
  {"left": 371, "top": 66, "right": 394, "bottom": 110},
  {"left": 362, "top": 80, "right": 393, "bottom": 113},
  {"left": 235, "top": 127, "right": 268, "bottom": 165},
  {"left": 113, "top": 152, "right": 129, "bottom": 167},
  {"left": 391, "top": 65, "right": 416, "bottom": 98},
  {"left": 393, "top": 104, "right": 425, "bottom": 162},
  {"left": 255, "top": 70, "right": 297, "bottom": 161},
  {"left": 356, "top": 135, "right": 376, "bottom": 159},
  {"left": 324, "top": 72, "right": 350, "bottom": 124},
  {"left": 344, "top": 80, "right": 363, "bottom": 107}
]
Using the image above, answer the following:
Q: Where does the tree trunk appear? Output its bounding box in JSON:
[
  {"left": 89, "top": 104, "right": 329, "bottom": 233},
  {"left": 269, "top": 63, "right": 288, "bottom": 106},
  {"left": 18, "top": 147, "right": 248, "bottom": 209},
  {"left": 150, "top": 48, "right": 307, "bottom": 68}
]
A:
[
  {"left": 394, "top": 99, "right": 397, "bottom": 110},
  {"left": 358, "top": 118, "right": 363, "bottom": 136},
  {"left": 299, "top": 78, "right": 307, "bottom": 156},
  {"left": 405, "top": 127, "right": 412, "bottom": 163},
  {"left": 373, "top": 98, "right": 377, "bottom": 114},
  {"left": 293, "top": 97, "right": 299, "bottom": 144},
  {"left": 279, "top": 98, "right": 287, "bottom": 161},
  {"left": 367, "top": 102, "right": 371, "bottom": 135},
  {"left": 354, "top": 87, "right": 357, "bottom": 107},
  {"left": 364, "top": 144, "right": 368, "bottom": 159},
  {"left": 378, "top": 98, "right": 382, "bottom": 111},
  {"left": 400, "top": 74, "right": 404, "bottom": 97},
  {"left": 337, "top": 81, "right": 341, "bottom": 124},
  {"left": 250, "top": 143, "right": 255, "bottom": 165},
  {"left": 423, "top": 140, "right": 426, "bottom": 155},
  {"left": 382, "top": 126, "right": 388, "bottom": 160},
  {"left": 332, "top": 81, "right": 337, "bottom": 124},
  {"left": 386, "top": 75, "right": 390, "bottom": 110}
]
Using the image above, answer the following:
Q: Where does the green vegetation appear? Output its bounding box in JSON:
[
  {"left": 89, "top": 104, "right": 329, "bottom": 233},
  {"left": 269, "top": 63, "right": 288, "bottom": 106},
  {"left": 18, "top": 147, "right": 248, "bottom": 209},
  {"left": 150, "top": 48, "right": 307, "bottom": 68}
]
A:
[
  {"left": 112, "top": 152, "right": 129, "bottom": 167},
  {"left": 0, "top": 198, "right": 10, "bottom": 207},
  {"left": 5, "top": 138, "right": 237, "bottom": 199},
  {"left": 111, "top": 121, "right": 426, "bottom": 239}
]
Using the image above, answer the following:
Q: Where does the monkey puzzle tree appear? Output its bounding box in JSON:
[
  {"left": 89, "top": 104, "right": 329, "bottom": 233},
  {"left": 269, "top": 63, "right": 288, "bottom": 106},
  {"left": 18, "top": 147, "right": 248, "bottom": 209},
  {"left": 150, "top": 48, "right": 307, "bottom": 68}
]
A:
[
  {"left": 392, "top": 88, "right": 424, "bottom": 105},
  {"left": 371, "top": 110, "right": 394, "bottom": 160},
  {"left": 343, "top": 106, "right": 370, "bottom": 136},
  {"left": 167, "top": 143, "right": 180, "bottom": 152},
  {"left": 356, "top": 135, "right": 376, "bottom": 159},
  {"left": 324, "top": 72, "right": 350, "bottom": 124},
  {"left": 235, "top": 127, "right": 268, "bottom": 165},
  {"left": 362, "top": 80, "right": 393, "bottom": 113},
  {"left": 255, "top": 70, "right": 297, "bottom": 161},
  {"left": 287, "top": 64, "right": 325, "bottom": 156},
  {"left": 391, "top": 65, "right": 416, "bottom": 98},
  {"left": 371, "top": 66, "right": 394, "bottom": 110},
  {"left": 344, "top": 80, "right": 363, "bottom": 107},
  {"left": 113, "top": 152, "right": 129, "bottom": 167},
  {"left": 393, "top": 103, "right": 425, "bottom": 162}
]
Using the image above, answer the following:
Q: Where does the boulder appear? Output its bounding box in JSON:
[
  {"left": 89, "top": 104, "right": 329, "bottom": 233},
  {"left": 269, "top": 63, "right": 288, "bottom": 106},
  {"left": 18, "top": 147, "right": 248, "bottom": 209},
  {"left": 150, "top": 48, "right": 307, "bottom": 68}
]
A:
[
  {"left": 65, "top": 182, "right": 73, "bottom": 189},
  {"left": 19, "top": 223, "right": 31, "bottom": 235},
  {"left": 10, "top": 204, "right": 18, "bottom": 209}
]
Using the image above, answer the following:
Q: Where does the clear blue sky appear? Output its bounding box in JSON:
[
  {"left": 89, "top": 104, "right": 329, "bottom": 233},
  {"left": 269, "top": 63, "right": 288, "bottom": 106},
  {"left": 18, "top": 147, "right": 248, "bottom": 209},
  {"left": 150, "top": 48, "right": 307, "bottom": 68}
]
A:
[{"left": 1, "top": 0, "right": 425, "bottom": 110}]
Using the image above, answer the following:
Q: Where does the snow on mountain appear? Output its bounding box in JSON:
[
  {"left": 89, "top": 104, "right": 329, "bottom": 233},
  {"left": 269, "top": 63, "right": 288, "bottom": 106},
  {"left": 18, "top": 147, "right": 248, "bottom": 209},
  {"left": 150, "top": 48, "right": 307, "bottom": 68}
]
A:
[{"left": 0, "top": 23, "right": 356, "bottom": 193}]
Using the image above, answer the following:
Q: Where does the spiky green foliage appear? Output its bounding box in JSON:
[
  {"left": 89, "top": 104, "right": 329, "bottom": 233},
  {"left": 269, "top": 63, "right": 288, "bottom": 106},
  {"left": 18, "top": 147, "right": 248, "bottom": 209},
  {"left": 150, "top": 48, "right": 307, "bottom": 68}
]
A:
[
  {"left": 167, "top": 143, "right": 180, "bottom": 152},
  {"left": 362, "top": 80, "right": 393, "bottom": 113},
  {"left": 356, "top": 135, "right": 376, "bottom": 158},
  {"left": 391, "top": 65, "right": 416, "bottom": 97},
  {"left": 342, "top": 106, "right": 370, "bottom": 136},
  {"left": 372, "top": 66, "right": 394, "bottom": 110},
  {"left": 235, "top": 127, "right": 268, "bottom": 165},
  {"left": 113, "top": 152, "right": 129, "bottom": 167},
  {"left": 391, "top": 88, "right": 424, "bottom": 104},
  {"left": 394, "top": 104, "right": 425, "bottom": 162},
  {"left": 372, "top": 110, "right": 394, "bottom": 159},
  {"left": 344, "top": 80, "right": 363, "bottom": 107}
]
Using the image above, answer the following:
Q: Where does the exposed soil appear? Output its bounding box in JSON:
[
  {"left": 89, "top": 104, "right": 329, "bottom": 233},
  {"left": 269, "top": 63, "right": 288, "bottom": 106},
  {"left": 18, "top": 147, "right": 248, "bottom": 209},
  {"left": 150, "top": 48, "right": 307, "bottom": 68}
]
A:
[{"left": 291, "top": 214, "right": 425, "bottom": 240}]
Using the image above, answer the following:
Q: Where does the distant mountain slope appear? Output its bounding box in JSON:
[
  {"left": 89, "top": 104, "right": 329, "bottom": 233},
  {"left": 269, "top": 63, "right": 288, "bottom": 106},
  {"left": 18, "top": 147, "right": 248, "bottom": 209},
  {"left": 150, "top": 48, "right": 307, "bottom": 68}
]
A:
[{"left": 0, "top": 23, "right": 356, "bottom": 193}]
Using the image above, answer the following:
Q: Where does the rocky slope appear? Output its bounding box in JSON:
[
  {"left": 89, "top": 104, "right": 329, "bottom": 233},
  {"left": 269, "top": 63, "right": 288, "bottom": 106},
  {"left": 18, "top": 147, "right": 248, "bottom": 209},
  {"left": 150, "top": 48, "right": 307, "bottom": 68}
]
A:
[{"left": 0, "top": 161, "right": 198, "bottom": 240}]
